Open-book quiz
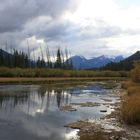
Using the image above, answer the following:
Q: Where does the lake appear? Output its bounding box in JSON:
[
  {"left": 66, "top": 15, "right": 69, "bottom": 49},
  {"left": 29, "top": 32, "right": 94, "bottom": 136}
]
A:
[{"left": 0, "top": 81, "right": 120, "bottom": 140}]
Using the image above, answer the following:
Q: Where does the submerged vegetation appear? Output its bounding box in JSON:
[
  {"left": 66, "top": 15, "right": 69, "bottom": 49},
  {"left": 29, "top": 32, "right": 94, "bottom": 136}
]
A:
[{"left": 121, "top": 62, "right": 140, "bottom": 124}]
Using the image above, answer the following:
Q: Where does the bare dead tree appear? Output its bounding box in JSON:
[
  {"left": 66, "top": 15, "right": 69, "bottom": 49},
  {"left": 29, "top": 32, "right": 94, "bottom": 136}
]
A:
[
  {"left": 60, "top": 50, "right": 65, "bottom": 68},
  {"left": 52, "top": 51, "right": 56, "bottom": 68},
  {"left": 33, "top": 48, "right": 36, "bottom": 68},
  {"left": 46, "top": 46, "right": 51, "bottom": 68},
  {"left": 27, "top": 40, "right": 31, "bottom": 68},
  {"left": 40, "top": 44, "right": 44, "bottom": 61}
]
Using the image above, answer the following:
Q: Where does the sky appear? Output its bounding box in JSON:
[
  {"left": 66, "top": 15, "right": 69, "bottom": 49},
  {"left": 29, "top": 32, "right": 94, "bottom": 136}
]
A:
[{"left": 0, "top": 0, "right": 140, "bottom": 59}]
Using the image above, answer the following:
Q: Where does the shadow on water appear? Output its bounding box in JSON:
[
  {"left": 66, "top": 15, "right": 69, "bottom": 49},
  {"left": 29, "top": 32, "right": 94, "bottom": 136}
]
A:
[{"left": 0, "top": 81, "right": 120, "bottom": 140}]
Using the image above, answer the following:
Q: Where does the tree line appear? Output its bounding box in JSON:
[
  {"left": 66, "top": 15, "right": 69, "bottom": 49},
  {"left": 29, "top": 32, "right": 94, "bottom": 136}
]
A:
[
  {"left": 102, "top": 51, "right": 140, "bottom": 71},
  {"left": 0, "top": 48, "right": 73, "bottom": 69}
]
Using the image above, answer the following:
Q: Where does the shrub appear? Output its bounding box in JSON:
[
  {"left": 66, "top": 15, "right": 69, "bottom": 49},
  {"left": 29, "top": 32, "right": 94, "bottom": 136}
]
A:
[
  {"left": 121, "top": 63, "right": 140, "bottom": 124},
  {"left": 0, "top": 67, "right": 128, "bottom": 78},
  {"left": 131, "top": 62, "right": 140, "bottom": 82},
  {"left": 121, "top": 94, "right": 140, "bottom": 124}
]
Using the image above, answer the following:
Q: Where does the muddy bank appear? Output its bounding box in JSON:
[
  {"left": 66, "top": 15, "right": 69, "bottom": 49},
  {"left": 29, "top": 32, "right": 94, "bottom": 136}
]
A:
[
  {"left": 70, "top": 102, "right": 100, "bottom": 107},
  {"left": 66, "top": 110, "right": 140, "bottom": 140},
  {"left": 60, "top": 105, "right": 77, "bottom": 112},
  {"left": 65, "top": 88, "right": 140, "bottom": 140}
]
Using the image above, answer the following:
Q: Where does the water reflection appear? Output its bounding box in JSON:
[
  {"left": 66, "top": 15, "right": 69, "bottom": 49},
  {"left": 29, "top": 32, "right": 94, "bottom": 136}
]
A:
[
  {"left": 0, "top": 86, "right": 73, "bottom": 114},
  {"left": 0, "top": 82, "right": 119, "bottom": 140}
]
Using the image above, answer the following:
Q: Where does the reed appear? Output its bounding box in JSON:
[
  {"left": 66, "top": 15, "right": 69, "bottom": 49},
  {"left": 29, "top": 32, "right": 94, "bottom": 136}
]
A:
[
  {"left": 0, "top": 67, "right": 128, "bottom": 78},
  {"left": 121, "top": 62, "right": 140, "bottom": 124}
]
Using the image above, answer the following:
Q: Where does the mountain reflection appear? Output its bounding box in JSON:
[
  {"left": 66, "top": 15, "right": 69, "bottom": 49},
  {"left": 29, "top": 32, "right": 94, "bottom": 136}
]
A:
[{"left": 0, "top": 85, "right": 72, "bottom": 114}]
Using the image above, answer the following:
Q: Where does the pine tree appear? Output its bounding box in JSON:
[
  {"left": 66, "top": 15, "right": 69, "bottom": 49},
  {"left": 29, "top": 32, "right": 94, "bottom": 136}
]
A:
[
  {"left": 0, "top": 49, "right": 4, "bottom": 66},
  {"left": 54, "top": 48, "right": 62, "bottom": 68}
]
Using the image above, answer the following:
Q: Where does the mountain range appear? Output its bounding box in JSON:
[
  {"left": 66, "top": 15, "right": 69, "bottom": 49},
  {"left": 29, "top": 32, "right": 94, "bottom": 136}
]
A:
[
  {"left": 1, "top": 48, "right": 140, "bottom": 71},
  {"left": 103, "top": 51, "right": 140, "bottom": 71},
  {"left": 68, "top": 55, "right": 124, "bottom": 69}
]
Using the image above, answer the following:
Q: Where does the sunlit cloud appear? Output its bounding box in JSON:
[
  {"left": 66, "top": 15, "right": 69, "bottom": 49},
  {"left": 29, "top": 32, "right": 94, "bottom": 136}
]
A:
[{"left": 0, "top": 0, "right": 140, "bottom": 58}]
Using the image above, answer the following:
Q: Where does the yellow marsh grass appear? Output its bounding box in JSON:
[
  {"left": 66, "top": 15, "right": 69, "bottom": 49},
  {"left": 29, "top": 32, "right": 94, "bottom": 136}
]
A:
[
  {"left": 127, "top": 86, "right": 140, "bottom": 96},
  {"left": 121, "top": 82, "right": 140, "bottom": 124},
  {"left": 121, "top": 94, "right": 140, "bottom": 124},
  {"left": 121, "top": 63, "right": 140, "bottom": 124},
  {"left": 131, "top": 62, "right": 140, "bottom": 82},
  {"left": 0, "top": 67, "right": 128, "bottom": 78}
]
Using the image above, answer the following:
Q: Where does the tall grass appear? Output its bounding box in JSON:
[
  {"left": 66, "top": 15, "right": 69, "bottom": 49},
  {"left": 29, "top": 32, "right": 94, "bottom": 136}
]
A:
[
  {"left": 121, "top": 94, "right": 140, "bottom": 124},
  {"left": 121, "top": 62, "right": 140, "bottom": 124},
  {"left": 0, "top": 67, "right": 128, "bottom": 77},
  {"left": 131, "top": 62, "right": 140, "bottom": 82}
]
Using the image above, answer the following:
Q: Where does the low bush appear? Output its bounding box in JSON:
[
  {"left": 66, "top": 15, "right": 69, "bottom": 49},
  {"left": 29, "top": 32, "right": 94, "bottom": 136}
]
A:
[
  {"left": 121, "top": 62, "right": 140, "bottom": 124},
  {"left": 0, "top": 67, "right": 128, "bottom": 78},
  {"left": 131, "top": 62, "right": 140, "bottom": 82},
  {"left": 121, "top": 94, "right": 140, "bottom": 124}
]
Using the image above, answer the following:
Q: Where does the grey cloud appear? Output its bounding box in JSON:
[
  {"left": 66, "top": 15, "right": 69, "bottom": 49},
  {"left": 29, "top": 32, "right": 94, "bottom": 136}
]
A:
[
  {"left": 23, "top": 16, "right": 75, "bottom": 42},
  {"left": 75, "top": 24, "right": 122, "bottom": 40},
  {"left": 24, "top": 16, "right": 122, "bottom": 43},
  {"left": 0, "top": 0, "right": 138, "bottom": 58},
  {"left": 123, "top": 29, "right": 140, "bottom": 35},
  {"left": 33, "top": 20, "right": 70, "bottom": 40},
  {"left": 0, "top": 0, "right": 79, "bottom": 54},
  {"left": 21, "top": 17, "right": 124, "bottom": 58},
  {"left": 0, "top": 0, "right": 78, "bottom": 33},
  {"left": 69, "top": 40, "right": 123, "bottom": 58}
]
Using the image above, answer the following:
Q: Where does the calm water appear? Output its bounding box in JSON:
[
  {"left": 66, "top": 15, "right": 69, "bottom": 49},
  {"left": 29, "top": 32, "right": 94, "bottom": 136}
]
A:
[{"left": 0, "top": 82, "right": 120, "bottom": 140}]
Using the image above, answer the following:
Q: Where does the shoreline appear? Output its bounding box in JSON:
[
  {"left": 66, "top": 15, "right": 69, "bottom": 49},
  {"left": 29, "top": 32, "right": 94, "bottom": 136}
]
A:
[
  {"left": 65, "top": 84, "right": 140, "bottom": 140},
  {"left": 0, "top": 77, "right": 127, "bottom": 84}
]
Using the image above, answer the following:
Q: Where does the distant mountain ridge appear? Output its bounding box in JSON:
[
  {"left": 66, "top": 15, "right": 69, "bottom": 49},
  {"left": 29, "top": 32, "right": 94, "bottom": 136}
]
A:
[
  {"left": 1, "top": 48, "right": 139, "bottom": 71},
  {"left": 102, "top": 51, "right": 140, "bottom": 71},
  {"left": 68, "top": 55, "right": 124, "bottom": 69}
]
